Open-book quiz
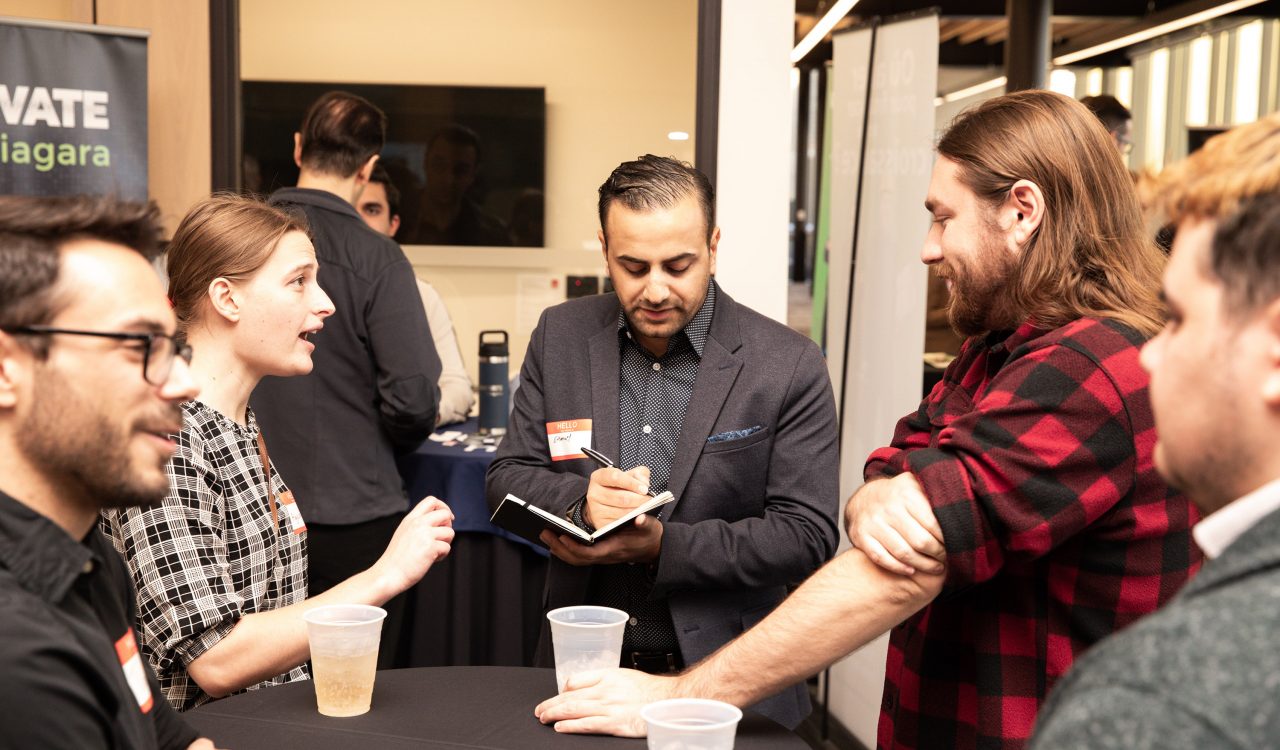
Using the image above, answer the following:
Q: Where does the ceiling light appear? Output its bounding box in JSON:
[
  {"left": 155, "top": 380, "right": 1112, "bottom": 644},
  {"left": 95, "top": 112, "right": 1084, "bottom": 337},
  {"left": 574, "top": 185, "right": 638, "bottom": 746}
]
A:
[
  {"left": 667, "top": 131, "right": 690, "bottom": 141},
  {"left": 935, "top": 0, "right": 1265, "bottom": 104},
  {"left": 792, "top": 0, "right": 860, "bottom": 64},
  {"left": 1052, "top": 0, "right": 1266, "bottom": 65},
  {"left": 939, "top": 76, "right": 1007, "bottom": 104}
]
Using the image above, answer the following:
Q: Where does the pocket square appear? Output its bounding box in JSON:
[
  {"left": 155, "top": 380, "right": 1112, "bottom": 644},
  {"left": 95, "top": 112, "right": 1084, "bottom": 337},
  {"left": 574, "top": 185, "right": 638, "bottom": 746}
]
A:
[{"left": 706, "top": 425, "right": 764, "bottom": 444}]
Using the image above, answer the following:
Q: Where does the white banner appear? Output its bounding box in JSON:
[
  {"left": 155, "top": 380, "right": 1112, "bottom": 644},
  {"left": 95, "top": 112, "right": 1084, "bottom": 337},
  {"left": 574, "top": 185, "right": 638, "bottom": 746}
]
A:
[{"left": 825, "top": 12, "right": 940, "bottom": 747}]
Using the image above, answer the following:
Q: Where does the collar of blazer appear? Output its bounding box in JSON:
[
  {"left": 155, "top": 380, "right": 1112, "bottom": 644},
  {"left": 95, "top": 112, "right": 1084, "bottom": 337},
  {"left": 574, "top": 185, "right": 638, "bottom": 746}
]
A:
[{"left": 1181, "top": 503, "right": 1280, "bottom": 600}]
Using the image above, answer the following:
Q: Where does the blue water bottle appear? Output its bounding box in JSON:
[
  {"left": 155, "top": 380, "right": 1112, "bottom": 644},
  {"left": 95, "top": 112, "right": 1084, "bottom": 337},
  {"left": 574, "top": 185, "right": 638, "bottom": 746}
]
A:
[{"left": 478, "top": 330, "right": 509, "bottom": 435}]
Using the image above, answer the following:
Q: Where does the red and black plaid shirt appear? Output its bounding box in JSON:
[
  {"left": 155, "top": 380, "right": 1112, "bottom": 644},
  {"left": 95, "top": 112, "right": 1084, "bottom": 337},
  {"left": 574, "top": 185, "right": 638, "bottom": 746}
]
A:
[{"left": 865, "top": 317, "right": 1202, "bottom": 750}]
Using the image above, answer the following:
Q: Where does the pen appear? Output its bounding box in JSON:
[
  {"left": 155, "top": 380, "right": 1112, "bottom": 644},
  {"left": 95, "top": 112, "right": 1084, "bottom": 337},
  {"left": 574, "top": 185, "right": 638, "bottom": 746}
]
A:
[{"left": 580, "top": 446, "right": 657, "bottom": 497}]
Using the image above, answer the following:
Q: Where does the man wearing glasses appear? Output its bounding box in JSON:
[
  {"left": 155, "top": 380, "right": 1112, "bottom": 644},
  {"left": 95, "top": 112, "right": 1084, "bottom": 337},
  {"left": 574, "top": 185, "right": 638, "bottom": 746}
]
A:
[{"left": 0, "top": 195, "right": 217, "bottom": 748}]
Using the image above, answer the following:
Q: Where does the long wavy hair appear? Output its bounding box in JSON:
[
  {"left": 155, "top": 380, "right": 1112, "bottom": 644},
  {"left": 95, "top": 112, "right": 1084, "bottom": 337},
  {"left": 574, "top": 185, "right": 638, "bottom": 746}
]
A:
[{"left": 938, "top": 90, "right": 1165, "bottom": 337}]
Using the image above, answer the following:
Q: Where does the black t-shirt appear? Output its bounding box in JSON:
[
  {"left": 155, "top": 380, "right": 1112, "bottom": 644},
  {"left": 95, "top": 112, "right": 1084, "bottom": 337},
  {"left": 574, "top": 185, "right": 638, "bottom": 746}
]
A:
[{"left": 0, "top": 490, "right": 199, "bottom": 749}]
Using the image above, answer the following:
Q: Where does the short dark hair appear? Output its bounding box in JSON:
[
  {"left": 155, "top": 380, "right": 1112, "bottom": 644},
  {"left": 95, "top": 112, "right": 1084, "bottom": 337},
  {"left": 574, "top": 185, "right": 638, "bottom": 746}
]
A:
[
  {"left": 0, "top": 195, "right": 162, "bottom": 353},
  {"left": 368, "top": 162, "right": 401, "bottom": 217},
  {"left": 426, "top": 124, "right": 483, "bottom": 163},
  {"left": 597, "top": 155, "right": 715, "bottom": 244},
  {"left": 1207, "top": 192, "right": 1280, "bottom": 318},
  {"left": 1079, "top": 95, "right": 1132, "bottom": 134},
  {"left": 297, "top": 91, "right": 386, "bottom": 178}
]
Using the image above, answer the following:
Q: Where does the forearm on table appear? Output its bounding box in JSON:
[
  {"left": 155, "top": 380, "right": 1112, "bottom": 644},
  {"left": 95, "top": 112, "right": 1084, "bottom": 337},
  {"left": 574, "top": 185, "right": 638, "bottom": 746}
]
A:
[
  {"left": 673, "top": 547, "right": 943, "bottom": 709},
  {"left": 186, "top": 567, "right": 398, "bottom": 697}
]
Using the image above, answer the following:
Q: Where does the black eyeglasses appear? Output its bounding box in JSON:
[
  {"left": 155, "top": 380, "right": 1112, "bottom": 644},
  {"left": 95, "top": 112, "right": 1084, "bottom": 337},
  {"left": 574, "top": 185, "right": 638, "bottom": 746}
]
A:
[{"left": 2, "top": 325, "right": 193, "bottom": 386}]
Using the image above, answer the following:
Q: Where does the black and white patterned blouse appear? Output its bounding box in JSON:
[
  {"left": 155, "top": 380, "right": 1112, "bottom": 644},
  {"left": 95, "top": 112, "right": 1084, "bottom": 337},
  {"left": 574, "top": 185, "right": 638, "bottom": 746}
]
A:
[{"left": 101, "top": 399, "right": 309, "bottom": 711}]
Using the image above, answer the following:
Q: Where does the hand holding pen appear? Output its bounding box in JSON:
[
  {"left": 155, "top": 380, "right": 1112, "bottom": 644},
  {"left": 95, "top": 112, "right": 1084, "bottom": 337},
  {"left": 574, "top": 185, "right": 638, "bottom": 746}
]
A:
[{"left": 579, "top": 446, "right": 654, "bottom": 528}]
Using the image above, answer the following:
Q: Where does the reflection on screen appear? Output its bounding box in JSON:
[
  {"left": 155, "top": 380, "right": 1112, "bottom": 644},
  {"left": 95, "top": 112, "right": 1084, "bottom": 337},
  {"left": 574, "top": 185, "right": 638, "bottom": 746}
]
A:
[{"left": 243, "top": 81, "right": 546, "bottom": 247}]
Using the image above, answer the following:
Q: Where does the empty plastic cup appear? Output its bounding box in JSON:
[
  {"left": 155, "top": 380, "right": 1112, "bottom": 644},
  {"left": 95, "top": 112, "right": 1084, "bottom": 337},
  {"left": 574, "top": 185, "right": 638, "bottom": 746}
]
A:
[
  {"left": 546, "top": 605, "right": 628, "bottom": 693},
  {"left": 642, "top": 698, "right": 743, "bottom": 750},
  {"left": 303, "top": 604, "right": 387, "bottom": 717}
]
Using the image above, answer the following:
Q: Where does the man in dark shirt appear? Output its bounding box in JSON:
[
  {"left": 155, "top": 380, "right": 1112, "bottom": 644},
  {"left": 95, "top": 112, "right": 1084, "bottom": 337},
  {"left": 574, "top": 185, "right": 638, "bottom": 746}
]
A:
[
  {"left": 0, "top": 195, "right": 216, "bottom": 749},
  {"left": 252, "top": 91, "right": 442, "bottom": 668},
  {"left": 486, "top": 155, "right": 839, "bottom": 729}
]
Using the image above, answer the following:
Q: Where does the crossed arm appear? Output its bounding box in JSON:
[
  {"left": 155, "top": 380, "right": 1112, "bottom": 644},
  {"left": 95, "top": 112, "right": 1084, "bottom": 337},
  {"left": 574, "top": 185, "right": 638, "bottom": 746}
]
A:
[{"left": 534, "top": 516, "right": 945, "bottom": 736}]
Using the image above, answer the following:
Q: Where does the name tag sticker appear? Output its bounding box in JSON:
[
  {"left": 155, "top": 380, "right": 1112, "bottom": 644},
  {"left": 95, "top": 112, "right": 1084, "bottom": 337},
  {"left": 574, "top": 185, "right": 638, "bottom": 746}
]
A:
[
  {"left": 114, "top": 628, "right": 153, "bottom": 714},
  {"left": 278, "top": 490, "right": 307, "bottom": 535},
  {"left": 546, "top": 419, "right": 592, "bottom": 462}
]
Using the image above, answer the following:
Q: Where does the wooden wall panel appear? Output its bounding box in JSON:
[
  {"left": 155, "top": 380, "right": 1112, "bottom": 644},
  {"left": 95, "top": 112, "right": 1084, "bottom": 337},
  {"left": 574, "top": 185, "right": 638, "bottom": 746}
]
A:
[{"left": 97, "top": 0, "right": 211, "bottom": 234}]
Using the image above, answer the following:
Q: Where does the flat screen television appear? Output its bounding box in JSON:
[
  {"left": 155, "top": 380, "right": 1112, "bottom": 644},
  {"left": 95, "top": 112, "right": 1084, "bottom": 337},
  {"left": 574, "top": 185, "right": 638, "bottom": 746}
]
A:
[{"left": 242, "top": 81, "right": 545, "bottom": 247}]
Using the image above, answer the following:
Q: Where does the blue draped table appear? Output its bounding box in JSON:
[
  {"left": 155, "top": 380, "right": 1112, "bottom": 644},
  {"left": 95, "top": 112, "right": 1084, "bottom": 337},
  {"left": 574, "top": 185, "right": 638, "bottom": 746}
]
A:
[{"left": 396, "top": 419, "right": 548, "bottom": 667}]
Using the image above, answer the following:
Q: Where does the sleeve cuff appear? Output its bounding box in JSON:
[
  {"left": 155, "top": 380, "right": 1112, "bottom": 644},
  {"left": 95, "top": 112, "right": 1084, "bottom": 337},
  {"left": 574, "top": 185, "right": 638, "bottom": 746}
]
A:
[{"left": 567, "top": 496, "right": 595, "bottom": 533}]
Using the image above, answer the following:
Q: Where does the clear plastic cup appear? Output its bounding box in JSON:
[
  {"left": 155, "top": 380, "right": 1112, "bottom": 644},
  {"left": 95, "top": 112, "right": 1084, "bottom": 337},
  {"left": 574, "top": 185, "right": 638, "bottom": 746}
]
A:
[
  {"left": 303, "top": 604, "right": 387, "bottom": 717},
  {"left": 642, "top": 698, "right": 743, "bottom": 750},
  {"left": 546, "top": 605, "right": 628, "bottom": 693}
]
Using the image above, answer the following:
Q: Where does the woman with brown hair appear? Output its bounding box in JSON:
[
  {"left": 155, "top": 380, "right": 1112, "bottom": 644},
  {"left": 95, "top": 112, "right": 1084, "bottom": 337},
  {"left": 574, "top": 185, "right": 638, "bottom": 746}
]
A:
[{"left": 102, "top": 194, "right": 454, "bottom": 710}]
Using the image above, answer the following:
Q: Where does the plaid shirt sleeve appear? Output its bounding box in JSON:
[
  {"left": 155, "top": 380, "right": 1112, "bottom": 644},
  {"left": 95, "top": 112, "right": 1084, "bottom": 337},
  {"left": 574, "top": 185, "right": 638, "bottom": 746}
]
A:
[
  {"left": 867, "top": 337, "right": 1138, "bottom": 589},
  {"left": 106, "top": 430, "right": 245, "bottom": 675}
]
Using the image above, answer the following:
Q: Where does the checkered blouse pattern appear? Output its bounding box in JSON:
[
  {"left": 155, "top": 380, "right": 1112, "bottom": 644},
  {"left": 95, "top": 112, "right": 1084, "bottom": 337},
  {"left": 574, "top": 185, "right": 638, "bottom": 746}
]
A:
[
  {"left": 100, "top": 400, "right": 309, "bottom": 711},
  {"left": 864, "top": 318, "right": 1202, "bottom": 750}
]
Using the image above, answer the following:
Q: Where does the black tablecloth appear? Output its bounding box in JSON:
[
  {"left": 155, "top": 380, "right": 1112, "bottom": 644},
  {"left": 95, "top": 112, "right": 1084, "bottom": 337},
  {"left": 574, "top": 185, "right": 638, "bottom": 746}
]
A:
[{"left": 185, "top": 666, "right": 807, "bottom": 749}]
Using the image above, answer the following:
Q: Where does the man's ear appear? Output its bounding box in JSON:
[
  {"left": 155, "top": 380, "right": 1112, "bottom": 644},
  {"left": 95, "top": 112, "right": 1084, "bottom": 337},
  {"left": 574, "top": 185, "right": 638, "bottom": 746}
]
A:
[
  {"left": 1006, "top": 179, "right": 1045, "bottom": 249},
  {"left": 598, "top": 229, "right": 608, "bottom": 264},
  {"left": 389, "top": 214, "right": 401, "bottom": 239},
  {"left": 293, "top": 133, "right": 303, "bottom": 169},
  {"left": 0, "top": 332, "right": 30, "bottom": 409},
  {"left": 707, "top": 226, "right": 721, "bottom": 276},
  {"left": 1259, "top": 297, "right": 1280, "bottom": 407},
  {"left": 356, "top": 155, "right": 379, "bottom": 186},
  {"left": 207, "top": 277, "right": 241, "bottom": 324}
]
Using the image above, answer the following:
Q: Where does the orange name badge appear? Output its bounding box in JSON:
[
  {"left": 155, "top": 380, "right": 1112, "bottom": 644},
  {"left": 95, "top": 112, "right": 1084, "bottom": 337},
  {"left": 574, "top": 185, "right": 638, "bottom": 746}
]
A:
[
  {"left": 278, "top": 490, "right": 307, "bottom": 535},
  {"left": 113, "top": 628, "right": 153, "bottom": 714},
  {"left": 546, "top": 419, "right": 592, "bottom": 462}
]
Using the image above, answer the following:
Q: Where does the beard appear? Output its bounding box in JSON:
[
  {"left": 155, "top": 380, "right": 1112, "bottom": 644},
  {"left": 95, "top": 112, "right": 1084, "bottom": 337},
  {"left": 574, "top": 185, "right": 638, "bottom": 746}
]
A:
[
  {"left": 937, "top": 235, "right": 1021, "bottom": 337},
  {"left": 16, "top": 367, "right": 180, "bottom": 510}
]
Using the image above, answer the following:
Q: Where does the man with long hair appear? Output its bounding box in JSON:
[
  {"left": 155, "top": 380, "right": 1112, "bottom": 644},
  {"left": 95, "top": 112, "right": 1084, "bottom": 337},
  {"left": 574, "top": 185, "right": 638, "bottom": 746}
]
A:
[
  {"left": 1032, "top": 113, "right": 1280, "bottom": 750},
  {"left": 534, "top": 91, "right": 1201, "bottom": 750}
]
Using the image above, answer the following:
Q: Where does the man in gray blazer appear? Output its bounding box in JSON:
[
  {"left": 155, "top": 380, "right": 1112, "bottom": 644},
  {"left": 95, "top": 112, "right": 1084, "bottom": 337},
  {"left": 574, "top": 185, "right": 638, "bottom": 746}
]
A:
[
  {"left": 485, "top": 155, "right": 839, "bottom": 729},
  {"left": 1030, "top": 114, "right": 1280, "bottom": 749}
]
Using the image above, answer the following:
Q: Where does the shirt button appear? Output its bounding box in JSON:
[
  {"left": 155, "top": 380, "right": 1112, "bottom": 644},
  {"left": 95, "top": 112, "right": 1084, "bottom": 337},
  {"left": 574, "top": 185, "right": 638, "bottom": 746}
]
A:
[
  {"left": 642, "top": 425, "right": 652, "bottom": 434},
  {"left": 652, "top": 362, "right": 661, "bottom": 371},
  {"left": 629, "top": 617, "right": 639, "bottom": 626},
  {"left": 82, "top": 560, "right": 94, "bottom": 574}
]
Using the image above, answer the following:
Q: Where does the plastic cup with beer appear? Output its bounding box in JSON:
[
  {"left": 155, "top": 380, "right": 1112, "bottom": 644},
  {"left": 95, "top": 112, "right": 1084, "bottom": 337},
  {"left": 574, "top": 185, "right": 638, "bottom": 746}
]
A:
[
  {"left": 303, "top": 604, "right": 387, "bottom": 717},
  {"left": 546, "top": 605, "right": 628, "bottom": 693},
  {"left": 642, "top": 698, "right": 743, "bottom": 750}
]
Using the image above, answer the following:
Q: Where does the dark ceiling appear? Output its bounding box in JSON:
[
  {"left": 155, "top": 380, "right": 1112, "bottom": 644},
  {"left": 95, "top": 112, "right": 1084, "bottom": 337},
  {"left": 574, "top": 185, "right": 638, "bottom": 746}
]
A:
[{"left": 793, "top": 0, "right": 1280, "bottom": 67}]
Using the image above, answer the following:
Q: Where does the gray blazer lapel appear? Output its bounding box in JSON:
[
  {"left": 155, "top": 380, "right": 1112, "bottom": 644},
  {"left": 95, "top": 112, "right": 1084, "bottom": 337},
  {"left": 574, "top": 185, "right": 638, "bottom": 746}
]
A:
[
  {"left": 665, "top": 286, "right": 744, "bottom": 513},
  {"left": 588, "top": 321, "right": 621, "bottom": 460}
]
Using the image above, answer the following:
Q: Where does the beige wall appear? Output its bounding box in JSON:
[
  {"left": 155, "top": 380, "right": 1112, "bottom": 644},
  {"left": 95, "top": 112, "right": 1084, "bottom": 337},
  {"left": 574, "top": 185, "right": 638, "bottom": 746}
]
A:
[
  {"left": 0, "top": 0, "right": 211, "bottom": 234},
  {"left": 241, "top": 0, "right": 698, "bottom": 382}
]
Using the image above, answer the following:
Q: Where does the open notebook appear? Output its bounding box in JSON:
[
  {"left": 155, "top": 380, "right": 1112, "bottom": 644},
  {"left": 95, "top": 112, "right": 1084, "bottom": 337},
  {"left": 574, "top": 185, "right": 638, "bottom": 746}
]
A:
[{"left": 490, "top": 491, "right": 675, "bottom": 546}]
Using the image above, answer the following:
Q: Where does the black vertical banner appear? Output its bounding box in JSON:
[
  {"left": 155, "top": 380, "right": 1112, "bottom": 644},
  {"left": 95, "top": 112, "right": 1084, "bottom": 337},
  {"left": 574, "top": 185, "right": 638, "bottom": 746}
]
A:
[{"left": 0, "top": 19, "right": 148, "bottom": 199}]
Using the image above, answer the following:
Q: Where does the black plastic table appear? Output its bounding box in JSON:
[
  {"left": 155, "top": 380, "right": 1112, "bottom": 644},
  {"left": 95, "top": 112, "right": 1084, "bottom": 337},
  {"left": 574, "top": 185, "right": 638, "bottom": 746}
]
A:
[{"left": 184, "top": 666, "right": 807, "bottom": 749}]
